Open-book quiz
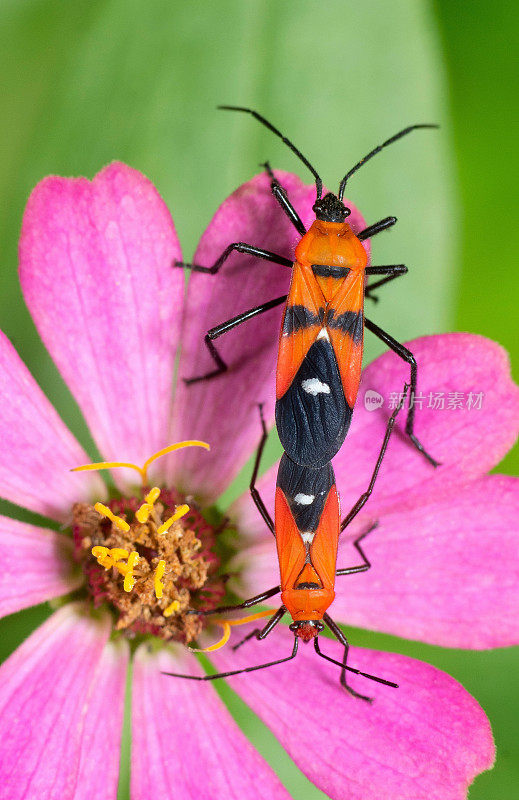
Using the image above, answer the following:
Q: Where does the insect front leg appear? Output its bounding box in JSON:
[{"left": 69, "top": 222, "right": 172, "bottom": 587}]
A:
[
  {"left": 365, "top": 317, "right": 440, "bottom": 467},
  {"left": 322, "top": 614, "right": 373, "bottom": 702},
  {"left": 262, "top": 161, "right": 307, "bottom": 237},
  {"left": 175, "top": 242, "right": 292, "bottom": 274},
  {"left": 232, "top": 606, "right": 286, "bottom": 652}
]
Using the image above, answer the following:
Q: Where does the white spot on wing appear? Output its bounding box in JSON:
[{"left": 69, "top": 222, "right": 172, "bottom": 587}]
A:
[
  {"left": 301, "top": 378, "right": 331, "bottom": 396},
  {"left": 301, "top": 531, "right": 316, "bottom": 545},
  {"left": 294, "top": 493, "right": 315, "bottom": 505},
  {"left": 317, "top": 327, "right": 330, "bottom": 341}
]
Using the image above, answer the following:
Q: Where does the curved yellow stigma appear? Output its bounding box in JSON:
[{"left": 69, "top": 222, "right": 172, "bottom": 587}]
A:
[
  {"left": 154, "top": 559, "right": 166, "bottom": 599},
  {"left": 157, "top": 504, "right": 190, "bottom": 534},
  {"left": 189, "top": 609, "right": 275, "bottom": 653},
  {"left": 71, "top": 440, "right": 210, "bottom": 485},
  {"left": 94, "top": 503, "right": 130, "bottom": 532}
]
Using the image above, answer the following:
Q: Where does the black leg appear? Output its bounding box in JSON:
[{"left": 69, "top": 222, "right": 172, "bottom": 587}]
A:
[
  {"left": 318, "top": 618, "right": 398, "bottom": 698},
  {"left": 336, "top": 522, "right": 378, "bottom": 575},
  {"left": 175, "top": 241, "right": 292, "bottom": 274},
  {"left": 190, "top": 585, "right": 281, "bottom": 617},
  {"left": 232, "top": 606, "right": 286, "bottom": 651},
  {"left": 162, "top": 636, "right": 298, "bottom": 682},
  {"left": 183, "top": 295, "right": 287, "bottom": 385},
  {"left": 364, "top": 264, "right": 408, "bottom": 303},
  {"left": 358, "top": 216, "right": 397, "bottom": 241},
  {"left": 262, "top": 161, "right": 307, "bottom": 237},
  {"left": 249, "top": 404, "right": 275, "bottom": 534},
  {"left": 365, "top": 318, "right": 440, "bottom": 467},
  {"left": 340, "top": 386, "right": 408, "bottom": 532}
]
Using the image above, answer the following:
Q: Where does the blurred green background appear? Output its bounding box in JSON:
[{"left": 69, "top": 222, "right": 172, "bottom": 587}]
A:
[{"left": 0, "top": 1, "right": 517, "bottom": 798}]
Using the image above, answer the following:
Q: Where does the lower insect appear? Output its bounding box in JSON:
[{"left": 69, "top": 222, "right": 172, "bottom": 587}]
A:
[{"left": 164, "top": 386, "right": 408, "bottom": 701}]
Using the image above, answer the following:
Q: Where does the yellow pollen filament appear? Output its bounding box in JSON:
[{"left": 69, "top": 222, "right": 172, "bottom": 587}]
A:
[
  {"left": 163, "top": 600, "right": 181, "bottom": 617},
  {"left": 123, "top": 551, "right": 140, "bottom": 592},
  {"left": 157, "top": 504, "right": 190, "bottom": 534},
  {"left": 94, "top": 503, "right": 130, "bottom": 532},
  {"left": 189, "top": 609, "right": 275, "bottom": 653},
  {"left": 72, "top": 440, "right": 210, "bottom": 486},
  {"left": 154, "top": 560, "right": 166, "bottom": 599}
]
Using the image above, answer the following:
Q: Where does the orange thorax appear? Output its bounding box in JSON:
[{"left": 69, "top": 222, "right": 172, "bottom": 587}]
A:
[{"left": 294, "top": 220, "right": 367, "bottom": 302}]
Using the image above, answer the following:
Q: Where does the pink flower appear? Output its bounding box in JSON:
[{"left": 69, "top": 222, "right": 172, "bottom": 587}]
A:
[{"left": 0, "top": 162, "right": 517, "bottom": 799}]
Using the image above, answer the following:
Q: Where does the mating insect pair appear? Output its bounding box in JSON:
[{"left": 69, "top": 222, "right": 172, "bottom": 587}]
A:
[
  {"left": 164, "top": 388, "right": 407, "bottom": 701},
  {"left": 177, "top": 106, "right": 439, "bottom": 469},
  {"left": 166, "top": 109, "right": 438, "bottom": 697}
]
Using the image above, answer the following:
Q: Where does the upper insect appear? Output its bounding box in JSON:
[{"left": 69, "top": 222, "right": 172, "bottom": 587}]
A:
[{"left": 176, "top": 107, "right": 439, "bottom": 468}]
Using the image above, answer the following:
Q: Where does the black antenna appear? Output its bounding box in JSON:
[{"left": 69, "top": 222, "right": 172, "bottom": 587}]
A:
[
  {"left": 338, "top": 123, "right": 439, "bottom": 200},
  {"left": 219, "top": 105, "right": 323, "bottom": 199}
]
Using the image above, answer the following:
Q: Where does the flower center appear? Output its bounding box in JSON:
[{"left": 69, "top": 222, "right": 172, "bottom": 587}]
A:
[{"left": 71, "top": 442, "right": 227, "bottom": 643}]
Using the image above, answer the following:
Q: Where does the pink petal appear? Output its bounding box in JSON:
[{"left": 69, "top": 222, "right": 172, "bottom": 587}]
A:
[
  {"left": 171, "top": 172, "right": 366, "bottom": 499},
  {"left": 19, "top": 163, "right": 183, "bottom": 489},
  {"left": 75, "top": 639, "right": 129, "bottom": 800},
  {"left": 333, "top": 333, "right": 519, "bottom": 518},
  {"left": 131, "top": 644, "right": 291, "bottom": 800},
  {"left": 0, "top": 332, "right": 105, "bottom": 520},
  {"left": 331, "top": 474, "right": 519, "bottom": 648},
  {"left": 0, "top": 515, "right": 82, "bottom": 618},
  {"left": 0, "top": 603, "right": 112, "bottom": 800},
  {"left": 213, "top": 628, "right": 495, "bottom": 800}
]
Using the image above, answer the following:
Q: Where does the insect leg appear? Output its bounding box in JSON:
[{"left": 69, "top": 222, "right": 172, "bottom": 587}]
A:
[
  {"left": 162, "top": 635, "right": 298, "bottom": 682},
  {"left": 358, "top": 216, "right": 397, "bottom": 241},
  {"left": 262, "top": 161, "right": 307, "bottom": 236},
  {"left": 340, "top": 386, "right": 408, "bottom": 532},
  {"left": 232, "top": 606, "right": 286, "bottom": 651},
  {"left": 364, "top": 264, "right": 408, "bottom": 302},
  {"left": 365, "top": 317, "right": 440, "bottom": 467},
  {"left": 184, "top": 295, "right": 288, "bottom": 384},
  {"left": 191, "top": 585, "right": 281, "bottom": 617},
  {"left": 315, "top": 630, "right": 398, "bottom": 696},
  {"left": 336, "top": 522, "right": 378, "bottom": 575},
  {"left": 250, "top": 404, "right": 275, "bottom": 534},
  {"left": 320, "top": 616, "right": 372, "bottom": 702},
  {"left": 175, "top": 242, "right": 292, "bottom": 274}
]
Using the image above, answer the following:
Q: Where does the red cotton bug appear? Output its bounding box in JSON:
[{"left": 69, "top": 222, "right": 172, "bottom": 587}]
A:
[
  {"left": 163, "top": 388, "right": 407, "bottom": 701},
  {"left": 176, "top": 107, "right": 439, "bottom": 469}
]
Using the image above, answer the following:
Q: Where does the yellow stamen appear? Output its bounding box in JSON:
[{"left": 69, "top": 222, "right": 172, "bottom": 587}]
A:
[
  {"left": 154, "top": 560, "right": 166, "bottom": 598},
  {"left": 91, "top": 545, "right": 130, "bottom": 570},
  {"left": 108, "top": 547, "right": 130, "bottom": 562},
  {"left": 164, "top": 600, "right": 181, "bottom": 617},
  {"left": 157, "top": 504, "right": 190, "bottom": 534},
  {"left": 94, "top": 502, "right": 130, "bottom": 532},
  {"left": 72, "top": 440, "right": 210, "bottom": 485},
  {"left": 136, "top": 487, "right": 161, "bottom": 523},
  {"left": 188, "top": 609, "right": 275, "bottom": 653},
  {"left": 123, "top": 551, "right": 139, "bottom": 592}
]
